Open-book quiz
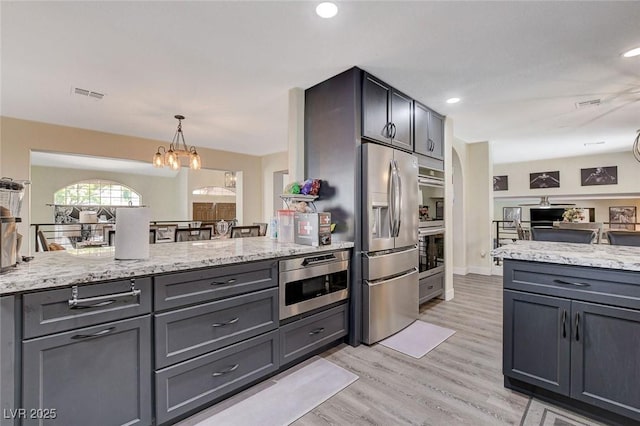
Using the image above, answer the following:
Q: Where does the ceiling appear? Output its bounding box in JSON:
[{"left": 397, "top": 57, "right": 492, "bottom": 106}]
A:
[{"left": 2, "top": 1, "right": 639, "bottom": 164}]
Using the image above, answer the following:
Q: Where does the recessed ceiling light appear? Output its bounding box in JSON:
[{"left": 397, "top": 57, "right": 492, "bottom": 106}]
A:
[
  {"left": 622, "top": 47, "right": 640, "bottom": 58},
  {"left": 446, "top": 97, "right": 460, "bottom": 104},
  {"left": 316, "top": 2, "right": 338, "bottom": 18}
]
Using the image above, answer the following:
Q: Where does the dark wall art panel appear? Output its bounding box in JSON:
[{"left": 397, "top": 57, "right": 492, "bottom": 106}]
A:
[
  {"left": 493, "top": 175, "right": 508, "bottom": 191},
  {"left": 581, "top": 166, "right": 617, "bottom": 186},
  {"left": 529, "top": 171, "right": 560, "bottom": 189}
]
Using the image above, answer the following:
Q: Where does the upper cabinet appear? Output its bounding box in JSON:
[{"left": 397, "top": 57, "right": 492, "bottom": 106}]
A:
[
  {"left": 362, "top": 73, "right": 413, "bottom": 152},
  {"left": 414, "top": 101, "right": 444, "bottom": 162}
]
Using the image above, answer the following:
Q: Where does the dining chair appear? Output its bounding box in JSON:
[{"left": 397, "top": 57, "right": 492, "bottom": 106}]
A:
[
  {"left": 252, "top": 222, "right": 268, "bottom": 237},
  {"left": 530, "top": 227, "right": 597, "bottom": 244},
  {"left": 554, "top": 221, "right": 603, "bottom": 244},
  {"left": 174, "top": 227, "right": 213, "bottom": 242},
  {"left": 37, "top": 230, "right": 50, "bottom": 252},
  {"left": 606, "top": 230, "right": 640, "bottom": 247},
  {"left": 230, "top": 225, "right": 260, "bottom": 238}
]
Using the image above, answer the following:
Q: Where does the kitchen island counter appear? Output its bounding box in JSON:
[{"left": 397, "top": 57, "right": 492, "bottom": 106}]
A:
[
  {"left": 0, "top": 238, "right": 353, "bottom": 295},
  {"left": 491, "top": 240, "right": 640, "bottom": 272}
]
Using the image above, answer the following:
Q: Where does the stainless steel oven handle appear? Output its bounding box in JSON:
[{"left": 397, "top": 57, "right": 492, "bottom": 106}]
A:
[
  {"left": 279, "top": 260, "right": 349, "bottom": 284},
  {"left": 419, "top": 228, "right": 445, "bottom": 237}
]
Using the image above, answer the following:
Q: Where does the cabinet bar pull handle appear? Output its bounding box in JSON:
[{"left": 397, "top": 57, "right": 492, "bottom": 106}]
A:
[
  {"left": 71, "top": 327, "right": 115, "bottom": 340},
  {"left": 68, "top": 280, "right": 141, "bottom": 309},
  {"left": 575, "top": 312, "right": 580, "bottom": 341},
  {"left": 553, "top": 279, "right": 590, "bottom": 288},
  {"left": 212, "top": 364, "right": 239, "bottom": 377},
  {"left": 390, "top": 123, "right": 397, "bottom": 139},
  {"left": 211, "top": 278, "right": 237, "bottom": 286},
  {"left": 309, "top": 327, "right": 325, "bottom": 335},
  {"left": 562, "top": 310, "right": 567, "bottom": 338},
  {"left": 211, "top": 317, "right": 239, "bottom": 327}
]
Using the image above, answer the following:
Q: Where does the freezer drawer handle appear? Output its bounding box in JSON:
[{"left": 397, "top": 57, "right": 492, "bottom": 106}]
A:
[
  {"left": 553, "top": 279, "right": 590, "bottom": 288},
  {"left": 212, "top": 364, "right": 239, "bottom": 377},
  {"left": 211, "top": 317, "right": 239, "bottom": 327},
  {"left": 365, "top": 267, "right": 418, "bottom": 286},
  {"left": 68, "top": 280, "right": 141, "bottom": 309},
  {"left": 71, "top": 327, "right": 115, "bottom": 340},
  {"left": 309, "top": 327, "right": 325, "bottom": 336}
]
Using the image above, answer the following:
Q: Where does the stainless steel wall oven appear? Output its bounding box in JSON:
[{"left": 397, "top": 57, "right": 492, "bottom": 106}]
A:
[
  {"left": 418, "top": 228, "right": 444, "bottom": 279},
  {"left": 279, "top": 250, "right": 350, "bottom": 320}
]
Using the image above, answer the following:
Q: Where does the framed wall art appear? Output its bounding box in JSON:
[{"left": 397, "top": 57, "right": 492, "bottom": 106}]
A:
[
  {"left": 503, "top": 206, "right": 522, "bottom": 229},
  {"left": 493, "top": 175, "right": 508, "bottom": 191},
  {"left": 581, "top": 166, "right": 617, "bottom": 186},
  {"left": 529, "top": 171, "right": 560, "bottom": 189},
  {"left": 609, "top": 206, "right": 636, "bottom": 230}
]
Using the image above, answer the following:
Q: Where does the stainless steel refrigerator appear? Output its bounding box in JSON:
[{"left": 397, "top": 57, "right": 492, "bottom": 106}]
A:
[{"left": 362, "top": 143, "right": 419, "bottom": 344}]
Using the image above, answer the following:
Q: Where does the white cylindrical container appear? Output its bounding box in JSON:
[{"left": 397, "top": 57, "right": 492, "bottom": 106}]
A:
[{"left": 114, "top": 207, "right": 150, "bottom": 260}]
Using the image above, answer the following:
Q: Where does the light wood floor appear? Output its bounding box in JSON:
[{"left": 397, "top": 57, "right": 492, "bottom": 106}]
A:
[{"left": 294, "top": 274, "right": 531, "bottom": 426}]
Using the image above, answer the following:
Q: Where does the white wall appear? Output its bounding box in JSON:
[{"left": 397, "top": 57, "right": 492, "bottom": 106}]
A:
[
  {"left": 451, "top": 143, "right": 467, "bottom": 276},
  {"left": 30, "top": 166, "right": 186, "bottom": 223}
]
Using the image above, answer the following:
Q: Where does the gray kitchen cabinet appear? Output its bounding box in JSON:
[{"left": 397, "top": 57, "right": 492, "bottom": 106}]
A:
[
  {"left": 23, "top": 277, "right": 152, "bottom": 339},
  {"left": 155, "top": 330, "right": 279, "bottom": 425},
  {"left": 419, "top": 273, "right": 444, "bottom": 305},
  {"left": 414, "top": 101, "right": 444, "bottom": 169},
  {"left": 362, "top": 73, "right": 413, "bottom": 151},
  {"left": 279, "top": 303, "right": 348, "bottom": 366},
  {"left": 503, "top": 259, "right": 640, "bottom": 423},
  {"left": 155, "top": 288, "right": 278, "bottom": 368},
  {"left": 22, "top": 315, "right": 152, "bottom": 426},
  {"left": 154, "top": 260, "right": 277, "bottom": 311},
  {"left": 503, "top": 289, "right": 571, "bottom": 395}
]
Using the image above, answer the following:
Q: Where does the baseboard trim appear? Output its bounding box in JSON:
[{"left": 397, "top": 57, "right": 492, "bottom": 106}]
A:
[
  {"left": 443, "top": 287, "right": 454, "bottom": 301},
  {"left": 467, "top": 266, "right": 492, "bottom": 276},
  {"left": 452, "top": 266, "right": 468, "bottom": 276}
]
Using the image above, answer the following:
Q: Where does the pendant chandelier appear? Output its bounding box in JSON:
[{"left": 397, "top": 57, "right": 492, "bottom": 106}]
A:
[{"left": 153, "top": 115, "right": 202, "bottom": 170}]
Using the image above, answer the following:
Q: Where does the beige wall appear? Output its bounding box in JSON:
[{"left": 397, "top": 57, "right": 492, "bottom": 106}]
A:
[
  {"left": 493, "top": 151, "right": 640, "bottom": 198},
  {"left": 464, "top": 141, "right": 493, "bottom": 275},
  {"left": 261, "top": 151, "right": 288, "bottom": 221},
  {"left": 30, "top": 166, "right": 186, "bottom": 223},
  {"left": 1, "top": 116, "right": 264, "bottom": 253}
]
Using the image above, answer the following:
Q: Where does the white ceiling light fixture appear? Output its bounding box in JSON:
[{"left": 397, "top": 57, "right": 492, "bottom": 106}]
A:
[
  {"left": 446, "top": 97, "right": 461, "bottom": 104},
  {"left": 316, "top": 2, "right": 338, "bottom": 18},
  {"left": 153, "top": 115, "right": 202, "bottom": 171},
  {"left": 622, "top": 47, "right": 640, "bottom": 58}
]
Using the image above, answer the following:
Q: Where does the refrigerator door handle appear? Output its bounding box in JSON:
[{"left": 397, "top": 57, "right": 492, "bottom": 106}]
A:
[
  {"left": 388, "top": 160, "right": 397, "bottom": 237},
  {"left": 393, "top": 159, "right": 402, "bottom": 237},
  {"left": 365, "top": 267, "right": 418, "bottom": 286}
]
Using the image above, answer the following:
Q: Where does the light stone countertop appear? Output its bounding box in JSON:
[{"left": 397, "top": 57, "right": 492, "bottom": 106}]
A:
[
  {"left": 491, "top": 240, "right": 640, "bottom": 272},
  {"left": 0, "top": 238, "right": 354, "bottom": 295}
]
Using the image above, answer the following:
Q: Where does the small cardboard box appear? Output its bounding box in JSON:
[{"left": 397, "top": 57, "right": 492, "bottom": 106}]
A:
[{"left": 294, "top": 212, "right": 331, "bottom": 246}]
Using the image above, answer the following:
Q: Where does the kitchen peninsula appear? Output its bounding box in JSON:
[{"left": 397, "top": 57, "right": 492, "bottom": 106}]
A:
[
  {"left": 0, "top": 238, "right": 353, "bottom": 426},
  {"left": 493, "top": 240, "right": 640, "bottom": 425}
]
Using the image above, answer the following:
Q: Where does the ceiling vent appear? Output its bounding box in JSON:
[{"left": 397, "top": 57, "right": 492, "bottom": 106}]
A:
[
  {"left": 574, "top": 99, "right": 601, "bottom": 109},
  {"left": 72, "top": 87, "right": 105, "bottom": 100}
]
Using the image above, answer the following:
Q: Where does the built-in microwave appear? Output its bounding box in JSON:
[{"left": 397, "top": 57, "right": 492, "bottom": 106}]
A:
[{"left": 418, "top": 171, "right": 444, "bottom": 228}]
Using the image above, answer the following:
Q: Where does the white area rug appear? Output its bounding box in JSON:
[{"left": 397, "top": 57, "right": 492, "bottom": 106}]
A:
[
  {"left": 177, "top": 356, "right": 358, "bottom": 426},
  {"left": 379, "top": 320, "right": 455, "bottom": 358},
  {"left": 521, "top": 398, "right": 608, "bottom": 426}
]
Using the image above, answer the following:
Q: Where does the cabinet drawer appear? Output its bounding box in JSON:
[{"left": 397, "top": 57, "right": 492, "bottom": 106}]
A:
[
  {"left": 419, "top": 273, "right": 443, "bottom": 304},
  {"left": 154, "top": 260, "right": 277, "bottom": 310},
  {"left": 155, "top": 288, "right": 278, "bottom": 368},
  {"left": 504, "top": 260, "right": 640, "bottom": 310},
  {"left": 23, "top": 277, "right": 152, "bottom": 339},
  {"left": 155, "top": 330, "right": 279, "bottom": 425},
  {"left": 280, "top": 304, "right": 348, "bottom": 366}
]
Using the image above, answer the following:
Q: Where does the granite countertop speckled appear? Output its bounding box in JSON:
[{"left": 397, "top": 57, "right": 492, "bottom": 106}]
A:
[
  {"left": 0, "top": 238, "right": 354, "bottom": 295},
  {"left": 491, "top": 240, "right": 640, "bottom": 271}
]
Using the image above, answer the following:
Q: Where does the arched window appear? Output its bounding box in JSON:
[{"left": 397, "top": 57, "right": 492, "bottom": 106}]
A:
[{"left": 54, "top": 180, "right": 141, "bottom": 206}]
